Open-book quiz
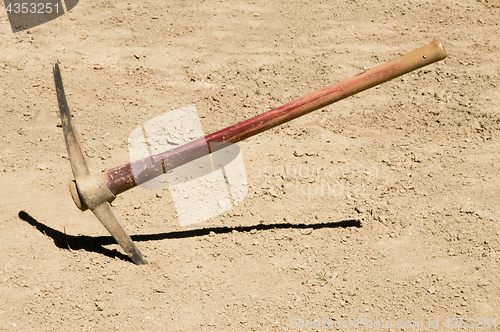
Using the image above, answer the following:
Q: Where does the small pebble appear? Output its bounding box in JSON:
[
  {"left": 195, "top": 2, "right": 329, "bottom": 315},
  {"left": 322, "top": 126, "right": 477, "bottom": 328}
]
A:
[
  {"left": 293, "top": 149, "right": 304, "bottom": 157},
  {"left": 354, "top": 206, "right": 365, "bottom": 214},
  {"left": 300, "top": 228, "right": 312, "bottom": 235}
]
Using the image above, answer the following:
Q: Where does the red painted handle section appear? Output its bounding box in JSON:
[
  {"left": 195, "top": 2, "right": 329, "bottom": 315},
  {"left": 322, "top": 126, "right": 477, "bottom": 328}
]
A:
[{"left": 106, "top": 41, "right": 447, "bottom": 196}]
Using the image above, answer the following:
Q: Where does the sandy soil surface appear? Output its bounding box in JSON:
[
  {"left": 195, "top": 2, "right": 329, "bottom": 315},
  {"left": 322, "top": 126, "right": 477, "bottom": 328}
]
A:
[{"left": 1, "top": 0, "right": 500, "bottom": 331}]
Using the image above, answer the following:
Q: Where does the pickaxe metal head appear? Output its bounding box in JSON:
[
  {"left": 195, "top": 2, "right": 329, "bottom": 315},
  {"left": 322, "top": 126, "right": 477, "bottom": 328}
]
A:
[
  {"left": 53, "top": 64, "right": 147, "bottom": 265},
  {"left": 54, "top": 41, "right": 446, "bottom": 265}
]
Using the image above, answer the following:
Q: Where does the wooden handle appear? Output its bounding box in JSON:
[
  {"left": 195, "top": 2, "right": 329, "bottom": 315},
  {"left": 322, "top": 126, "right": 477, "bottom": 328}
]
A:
[
  {"left": 207, "top": 40, "right": 447, "bottom": 144},
  {"left": 106, "top": 41, "right": 447, "bottom": 196}
]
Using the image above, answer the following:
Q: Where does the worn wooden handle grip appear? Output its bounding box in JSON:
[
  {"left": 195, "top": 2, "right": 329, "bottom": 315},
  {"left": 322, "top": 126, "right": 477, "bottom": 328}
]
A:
[{"left": 106, "top": 41, "right": 447, "bottom": 196}]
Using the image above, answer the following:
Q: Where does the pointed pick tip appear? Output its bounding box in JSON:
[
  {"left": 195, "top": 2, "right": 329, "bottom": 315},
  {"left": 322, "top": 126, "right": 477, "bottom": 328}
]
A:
[
  {"left": 53, "top": 63, "right": 60, "bottom": 76},
  {"left": 92, "top": 202, "right": 147, "bottom": 265},
  {"left": 131, "top": 252, "right": 148, "bottom": 265}
]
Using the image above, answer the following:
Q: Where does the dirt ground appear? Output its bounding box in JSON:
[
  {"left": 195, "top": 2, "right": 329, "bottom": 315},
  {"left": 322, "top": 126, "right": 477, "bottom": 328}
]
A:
[{"left": 1, "top": 0, "right": 500, "bottom": 331}]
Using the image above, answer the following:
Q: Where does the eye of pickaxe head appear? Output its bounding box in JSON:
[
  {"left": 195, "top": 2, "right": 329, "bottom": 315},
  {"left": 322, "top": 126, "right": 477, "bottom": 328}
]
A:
[{"left": 54, "top": 41, "right": 446, "bottom": 265}]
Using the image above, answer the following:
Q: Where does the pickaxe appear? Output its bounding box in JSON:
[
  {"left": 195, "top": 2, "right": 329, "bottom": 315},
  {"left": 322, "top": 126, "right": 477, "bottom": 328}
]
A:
[{"left": 53, "top": 41, "right": 447, "bottom": 265}]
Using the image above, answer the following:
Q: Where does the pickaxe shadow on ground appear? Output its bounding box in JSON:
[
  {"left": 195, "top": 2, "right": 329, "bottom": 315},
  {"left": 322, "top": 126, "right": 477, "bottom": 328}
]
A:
[
  {"left": 52, "top": 41, "right": 447, "bottom": 265},
  {"left": 18, "top": 211, "right": 361, "bottom": 263}
]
